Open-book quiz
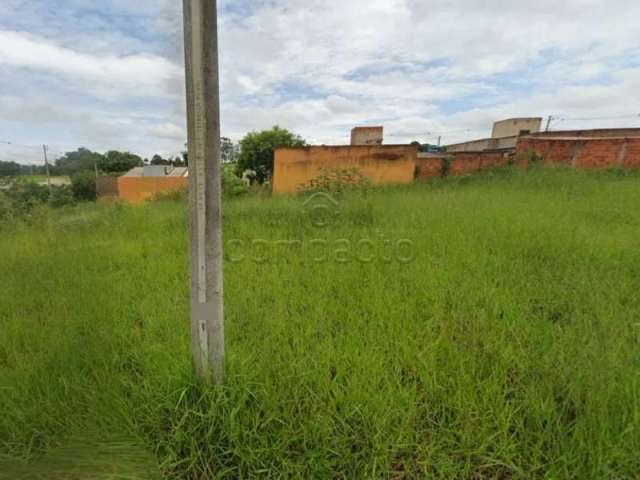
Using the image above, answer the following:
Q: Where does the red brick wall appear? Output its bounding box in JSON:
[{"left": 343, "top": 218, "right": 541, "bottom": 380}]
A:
[
  {"left": 533, "top": 128, "right": 640, "bottom": 139},
  {"left": 623, "top": 140, "right": 640, "bottom": 169},
  {"left": 415, "top": 158, "right": 444, "bottom": 180},
  {"left": 517, "top": 138, "right": 576, "bottom": 165},
  {"left": 449, "top": 152, "right": 509, "bottom": 176},
  {"left": 574, "top": 139, "right": 623, "bottom": 169},
  {"left": 517, "top": 137, "right": 640, "bottom": 170}
]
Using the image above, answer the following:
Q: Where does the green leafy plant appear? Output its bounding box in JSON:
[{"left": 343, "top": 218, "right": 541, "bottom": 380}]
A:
[
  {"left": 441, "top": 155, "right": 454, "bottom": 177},
  {"left": 4, "top": 180, "right": 49, "bottom": 215},
  {"left": 222, "top": 165, "right": 249, "bottom": 197},
  {"left": 70, "top": 171, "right": 97, "bottom": 202},
  {"left": 515, "top": 149, "right": 544, "bottom": 167},
  {"left": 48, "top": 186, "right": 75, "bottom": 208},
  {"left": 152, "top": 186, "right": 188, "bottom": 202}
]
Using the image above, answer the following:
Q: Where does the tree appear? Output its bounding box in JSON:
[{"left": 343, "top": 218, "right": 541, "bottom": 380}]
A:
[
  {"left": 0, "top": 161, "right": 44, "bottom": 177},
  {"left": 0, "top": 160, "right": 23, "bottom": 177},
  {"left": 54, "top": 148, "right": 104, "bottom": 176},
  {"left": 236, "top": 126, "right": 305, "bottom": 182},
  {"left": 99, "top": 151, "right": 142, "bottom": 174},
  {"left": 151, "top": 154, "right": 171, "bottom": 166},
  {"left": 220, "top": 137, "right": 237, "bottom": 164}
]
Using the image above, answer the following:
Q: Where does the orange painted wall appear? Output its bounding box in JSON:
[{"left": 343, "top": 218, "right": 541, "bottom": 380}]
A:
[
  {"left": 273, "top": 145, "right": 418, "bottom": 194},
  {"left": 116, "top": 177, "right": 188, "bottom": 203}
]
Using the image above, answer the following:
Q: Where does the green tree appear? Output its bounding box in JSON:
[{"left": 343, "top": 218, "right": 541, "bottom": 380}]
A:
[
  {"left": 99, "top": 151, "right": 142, "bottom": 174},
  {"left": 0, "top": 161, "right": 24, "bottom": 177},
  {"left": 70, "top": 171, "right": 97, "bottom": 202},
  {"left": 150, "top": 154, "right": 171, "bottom": 166},
  {"left": 221, "top": 137, "right": 237, "bottom": 164},
  {"left": 54, "top": 148, "right": 104, "bottom": 176},
  {"left": 236, "top": 126, "right": 305, "bottom": 182}
]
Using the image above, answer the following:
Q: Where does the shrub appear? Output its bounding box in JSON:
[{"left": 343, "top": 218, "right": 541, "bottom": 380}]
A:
[
  {"left": 70, "top": 172, "right": 97, "bottom": 202},
  {"left": 48, "top": 186, "right": 75, "bottom": 208},
  {"left": 0, "top": 193, "right": 12, "bottom": 223},
  {"left": 222, "top": 165, "right": 249, "bottom": 197},
  {"left": 153, "top": 186, "right": 188, "bottom": 202},
  {"left": 441, "top": 156, "right": 454, "bottom": 177},
  {"left": 515, "top": 149, "right": 544, "bottom": 167},
  {"left": 4, "top": 180, "right": 49, "bottom": 215},
  {"left": 298, "top": 167, "right": 371, "bottom": 195}
]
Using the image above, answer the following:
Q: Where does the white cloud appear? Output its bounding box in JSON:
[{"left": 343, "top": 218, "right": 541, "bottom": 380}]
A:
[
  {"left": 2, "top": 0, "right": 640, "bottom": 162},
  {"left": 0, "top": 30, "right": 181, "bottom": 96},
  {"left": 147, "top": 123, "right": 187, "bottom": 141}
]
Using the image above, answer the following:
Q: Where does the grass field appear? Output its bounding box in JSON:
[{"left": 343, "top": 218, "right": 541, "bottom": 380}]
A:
[{"left": 1, "top": 166, "right": 640, "bottom": 479}]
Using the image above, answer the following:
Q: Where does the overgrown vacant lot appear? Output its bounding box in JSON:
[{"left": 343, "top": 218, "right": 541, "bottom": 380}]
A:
[{"left": 1, "top": 167, "right": 640, "bottom": 479}]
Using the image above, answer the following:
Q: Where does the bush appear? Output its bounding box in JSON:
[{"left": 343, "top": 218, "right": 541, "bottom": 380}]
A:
[
  {"left": 441, "top": 156, "right": 454, "bottom": 177},
  {"left": 70, "top": 172, "right": 97, "bottom": 202},
  {"left": 298, "top": 167, "right": 371, "bottom": 195},
  {"left": 48, "top": 186, "right": 75, "bottom": 208},
  {"left": 4, "top": 180, "right": 49, "bottom": 216},
  {"left": 222, "top": 165, "right": 249, "bottom": 197},
  {"left": 0, "top": 193, "right": 12, "bottom": 223},
  {"left": 0, "top": 181, "right": 76, "bottom": 225},
  {"left": 152, "top": 186, "right": 188, "bottom": 202},
  {"left": 514, "top": 149, "right": 544, "bottom": 167}
]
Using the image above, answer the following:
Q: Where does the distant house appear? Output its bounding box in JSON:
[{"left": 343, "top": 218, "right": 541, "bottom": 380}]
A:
[
  {"left": 123, "top": 166, "right": 188, "bottom": 178},
  {"left": 446, "top": 117, "right": 543, "bottom": 153},
  {"left": 97, "top": 165, "right": 188, "bottom": 203}
]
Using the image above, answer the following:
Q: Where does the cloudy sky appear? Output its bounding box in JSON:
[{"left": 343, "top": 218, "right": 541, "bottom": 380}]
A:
[{"left": 1, "top": 0, "right": 640, "bottom": 164}]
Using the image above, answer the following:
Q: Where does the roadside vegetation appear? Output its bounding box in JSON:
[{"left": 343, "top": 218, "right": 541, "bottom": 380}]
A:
[{"left": 1, "top": 166, "right": 639, "bottom": 478}]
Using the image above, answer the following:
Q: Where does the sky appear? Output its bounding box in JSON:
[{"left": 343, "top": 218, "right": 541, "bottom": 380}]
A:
[{"left": 1, "top": 0, "right": 640, "bottom": 165}]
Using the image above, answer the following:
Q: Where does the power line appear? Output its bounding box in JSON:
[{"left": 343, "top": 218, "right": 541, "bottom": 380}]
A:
[
  {"left": 558, "top": 113, "right": 640, "bottom": 122},
  {"left": 0, "top": 140, "right": 66, "bottom": 155},
  {"left": 387, "top": 128, "right": 490, "bottom": 138}
]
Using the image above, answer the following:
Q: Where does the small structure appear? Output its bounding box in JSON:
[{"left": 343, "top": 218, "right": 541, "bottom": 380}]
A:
[
  {"left": 447, "top": 117, "right": 542, "bottom": 153},
  {"left": 351, "top": 126, "right": 384, "bottom": 146},
  {"left": 97, "top": 165, "right": 188, "bottom": 203},
  {"left": 123, "top": 166, "right": 188, "bottom": 178},
  {"left": 491, "top": 118, "right": 542, "bottom": 139},
  {"left": 273, "top": 144, "right": 417, "bottom": 194}
]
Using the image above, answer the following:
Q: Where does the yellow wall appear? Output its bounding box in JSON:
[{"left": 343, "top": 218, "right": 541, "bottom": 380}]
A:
[{"left": 273, "top": 145, "right": 417, "bottom": 194}]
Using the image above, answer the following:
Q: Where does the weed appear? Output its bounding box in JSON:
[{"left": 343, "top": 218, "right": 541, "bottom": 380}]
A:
[{"left": 1, "top": 167, "right": 640, "bottom": 478}]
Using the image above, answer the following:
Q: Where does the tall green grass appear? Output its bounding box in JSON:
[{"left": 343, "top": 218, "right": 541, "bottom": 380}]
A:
[{"left": 1, "top": 166, "right": 640, "bottom": 478}]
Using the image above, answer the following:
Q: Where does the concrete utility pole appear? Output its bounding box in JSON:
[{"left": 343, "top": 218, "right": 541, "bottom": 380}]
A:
[
  {"left": 182, "top": 0, "right": 225, "bottom": 384},
  {"left": 42, "top": 145, "right": 51, "bottom": 189},
  {"left": 545, "top": 115, "right": 553, "bottom": 132}
]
